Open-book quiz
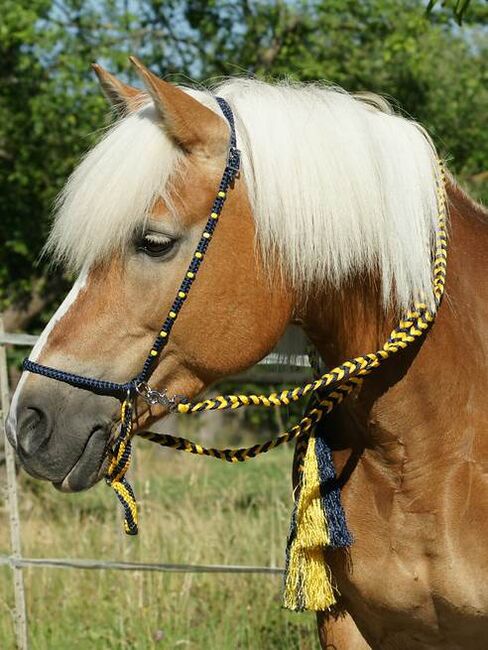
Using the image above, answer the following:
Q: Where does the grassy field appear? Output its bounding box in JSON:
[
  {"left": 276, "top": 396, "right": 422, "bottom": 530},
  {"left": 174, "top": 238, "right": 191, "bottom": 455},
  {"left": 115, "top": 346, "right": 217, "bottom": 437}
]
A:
[{"left": 0, "top": 423, "right": 319, "bottom": 649}]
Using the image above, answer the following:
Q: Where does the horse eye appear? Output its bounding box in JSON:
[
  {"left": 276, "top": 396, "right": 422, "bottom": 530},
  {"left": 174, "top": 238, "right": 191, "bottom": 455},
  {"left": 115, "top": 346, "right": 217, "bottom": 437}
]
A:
[{"left": 137, "top": 233, "right": 177, "bottom": 258}]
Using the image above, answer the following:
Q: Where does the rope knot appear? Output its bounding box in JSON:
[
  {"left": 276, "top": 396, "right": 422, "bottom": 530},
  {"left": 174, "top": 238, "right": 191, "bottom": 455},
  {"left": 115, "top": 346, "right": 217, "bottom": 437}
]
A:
[{"left": 106, "top": 399, "right": 138, "bottom": 535}]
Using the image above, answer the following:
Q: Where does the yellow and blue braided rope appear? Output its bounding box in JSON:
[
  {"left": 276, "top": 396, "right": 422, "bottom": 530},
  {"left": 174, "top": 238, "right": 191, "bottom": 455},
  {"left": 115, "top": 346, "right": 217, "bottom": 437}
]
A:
[{"left": 113, "top": 162, "right": 447, "bottom": 533}]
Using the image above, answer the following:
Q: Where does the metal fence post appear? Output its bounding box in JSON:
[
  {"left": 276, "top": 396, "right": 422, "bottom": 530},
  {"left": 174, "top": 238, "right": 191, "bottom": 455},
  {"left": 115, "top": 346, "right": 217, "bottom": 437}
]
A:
[{"left": 0, "top": 318, "right": 29, "bottom": 649}]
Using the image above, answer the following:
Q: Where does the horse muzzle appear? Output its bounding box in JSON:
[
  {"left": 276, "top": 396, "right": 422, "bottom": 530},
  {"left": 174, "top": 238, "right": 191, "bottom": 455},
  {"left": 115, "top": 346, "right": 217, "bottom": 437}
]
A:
[{"left": 6, "top": 378, "right": 118, "bottom": 492}]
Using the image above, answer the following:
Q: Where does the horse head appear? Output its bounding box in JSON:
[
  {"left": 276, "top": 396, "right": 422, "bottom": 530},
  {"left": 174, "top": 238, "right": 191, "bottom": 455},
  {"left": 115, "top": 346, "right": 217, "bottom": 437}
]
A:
[{"left": 6, "top": 60, "right": 293, "bottom": 491}]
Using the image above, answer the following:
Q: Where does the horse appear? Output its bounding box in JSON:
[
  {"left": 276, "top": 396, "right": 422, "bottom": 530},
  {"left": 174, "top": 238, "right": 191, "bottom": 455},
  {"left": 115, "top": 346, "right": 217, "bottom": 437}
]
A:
[{"left": 6, "top": 59, "right": 488, "bottom": 649}]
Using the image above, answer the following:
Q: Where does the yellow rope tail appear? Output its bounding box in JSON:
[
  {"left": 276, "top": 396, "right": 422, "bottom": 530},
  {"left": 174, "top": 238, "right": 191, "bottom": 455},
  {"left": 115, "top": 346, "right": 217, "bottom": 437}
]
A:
[{"left": 107, "top": 400, "right": 138, "bottom": 535}]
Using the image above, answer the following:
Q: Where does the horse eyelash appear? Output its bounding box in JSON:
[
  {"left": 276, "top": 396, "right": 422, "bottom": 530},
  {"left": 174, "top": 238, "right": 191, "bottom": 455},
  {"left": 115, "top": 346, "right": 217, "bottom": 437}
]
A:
[{"left": 142, "top": 233, "right": 173, "bottom": 244}]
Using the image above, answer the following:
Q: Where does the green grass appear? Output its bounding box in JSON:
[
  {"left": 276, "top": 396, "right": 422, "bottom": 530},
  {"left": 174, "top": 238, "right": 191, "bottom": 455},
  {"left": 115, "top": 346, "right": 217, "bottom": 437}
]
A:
[{"left": 0, "top": 436, "right": 318, "bottom": 649}]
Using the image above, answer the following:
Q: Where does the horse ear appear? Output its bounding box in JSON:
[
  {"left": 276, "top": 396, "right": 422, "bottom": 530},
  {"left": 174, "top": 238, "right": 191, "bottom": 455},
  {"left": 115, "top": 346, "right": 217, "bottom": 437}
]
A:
[
  {"left": 128, "top": 56, "right": 227, "bottom": 155},
  {"left": 92, "top": 63, "right": 146, "bottom": 115}
]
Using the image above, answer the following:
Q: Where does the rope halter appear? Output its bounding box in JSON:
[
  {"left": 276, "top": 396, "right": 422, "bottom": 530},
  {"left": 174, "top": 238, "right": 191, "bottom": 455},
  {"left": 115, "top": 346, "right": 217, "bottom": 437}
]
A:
[{"left": 21, "top": 96, "right": 448, "bottom": 543}]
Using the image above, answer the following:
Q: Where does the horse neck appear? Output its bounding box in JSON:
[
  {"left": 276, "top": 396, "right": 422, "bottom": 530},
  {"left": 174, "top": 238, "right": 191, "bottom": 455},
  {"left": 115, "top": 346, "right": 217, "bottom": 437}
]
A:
[{"left": 300, "top": 181, "right": 488, "bottom": 466}]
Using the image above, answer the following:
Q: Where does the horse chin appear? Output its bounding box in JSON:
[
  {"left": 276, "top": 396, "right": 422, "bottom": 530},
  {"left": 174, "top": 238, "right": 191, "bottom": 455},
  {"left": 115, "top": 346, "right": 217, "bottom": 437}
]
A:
[{"left": 52, "top": 425, "right": 111, "bottom": 493}]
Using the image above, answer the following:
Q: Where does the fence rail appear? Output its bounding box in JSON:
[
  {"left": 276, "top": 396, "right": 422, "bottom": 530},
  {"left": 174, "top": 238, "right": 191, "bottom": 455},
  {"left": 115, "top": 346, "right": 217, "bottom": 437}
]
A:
[
  {"left": 0, "top": 331, "right": 312, "bottom": 369},
  {"left": 0, "top": 555, "right": 283, "bottom": 575},
  {"left": 0, "top": 333, "right": 38, "bottom": 347},
  {"left": 1, "top": 321, "right": 307, "bottom": 649}
]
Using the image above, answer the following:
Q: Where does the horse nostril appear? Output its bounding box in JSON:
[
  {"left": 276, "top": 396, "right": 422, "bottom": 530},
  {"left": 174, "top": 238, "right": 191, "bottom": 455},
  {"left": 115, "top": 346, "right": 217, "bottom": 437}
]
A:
[{"left": 17, "top": 407, "right": 51, "bottom": 457}]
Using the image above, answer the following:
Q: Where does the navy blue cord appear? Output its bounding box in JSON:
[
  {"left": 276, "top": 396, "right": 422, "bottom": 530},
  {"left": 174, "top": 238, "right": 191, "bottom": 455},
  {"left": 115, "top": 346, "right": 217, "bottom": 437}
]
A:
[
  {"left": 22, "top": 97, "right": 240, "bottom": 399},
  {"left": 22, "top": 359, "right": 134, "bottom": 398}
]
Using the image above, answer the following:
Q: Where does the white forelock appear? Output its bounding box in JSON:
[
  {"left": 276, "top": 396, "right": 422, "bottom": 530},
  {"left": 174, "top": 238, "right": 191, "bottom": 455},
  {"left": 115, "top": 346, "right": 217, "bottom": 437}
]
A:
[
  {"left": 49, "top": 78, "right": 441, "bottom": 312},
  {"left": 47, "top": 103, "right": 183, "bottom": 270}
]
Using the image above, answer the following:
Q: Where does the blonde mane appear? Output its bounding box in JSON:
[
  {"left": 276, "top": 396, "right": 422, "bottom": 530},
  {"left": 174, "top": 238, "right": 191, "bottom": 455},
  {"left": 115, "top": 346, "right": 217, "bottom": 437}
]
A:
[{"left": 49, "top": 78, "right": 441, "bottom": 311}]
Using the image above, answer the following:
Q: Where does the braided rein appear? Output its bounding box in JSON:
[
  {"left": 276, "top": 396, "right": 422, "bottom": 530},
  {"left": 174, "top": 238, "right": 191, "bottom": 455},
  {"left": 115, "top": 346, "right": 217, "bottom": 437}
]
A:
[
  {"left": 115, "top": 161, "right": 447, "bottom": 537},
  {"left": 21, "top": 93, "right": 448, "bottom": 535},
  {"left": 135, "top": 163, "right": 447, "bottom": 460}
]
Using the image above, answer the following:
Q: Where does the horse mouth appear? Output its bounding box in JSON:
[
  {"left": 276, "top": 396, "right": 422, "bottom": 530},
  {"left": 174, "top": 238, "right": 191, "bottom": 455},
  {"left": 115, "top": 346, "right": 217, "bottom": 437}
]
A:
[{"left": 53, "top": 424, "right": 113, "bottom": 493}]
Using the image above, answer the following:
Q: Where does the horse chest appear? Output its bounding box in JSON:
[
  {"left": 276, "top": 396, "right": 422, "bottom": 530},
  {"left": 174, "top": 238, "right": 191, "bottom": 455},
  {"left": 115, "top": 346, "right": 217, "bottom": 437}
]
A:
[{"left": 332, "top": 457, "right": 488, "bottom": 648}]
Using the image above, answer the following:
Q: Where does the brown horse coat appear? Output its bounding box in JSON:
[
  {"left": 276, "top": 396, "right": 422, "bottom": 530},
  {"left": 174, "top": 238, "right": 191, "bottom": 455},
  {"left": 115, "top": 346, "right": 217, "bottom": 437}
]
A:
[
  {"left": 311, "top": 183, "right": 488, "bottom": 648},
  {"left": 7, "top": 66, "right": 487, "bottom": 648}
]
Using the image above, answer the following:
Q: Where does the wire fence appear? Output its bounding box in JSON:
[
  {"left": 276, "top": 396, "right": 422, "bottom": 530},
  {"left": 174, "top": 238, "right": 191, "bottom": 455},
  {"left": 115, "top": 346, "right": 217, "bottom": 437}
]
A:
[
  {"left": 0, "top": 323, "right": 305, "bottom": 649},
  {"left": 0, "top": 556, "right": 283, "bottom": 575}
]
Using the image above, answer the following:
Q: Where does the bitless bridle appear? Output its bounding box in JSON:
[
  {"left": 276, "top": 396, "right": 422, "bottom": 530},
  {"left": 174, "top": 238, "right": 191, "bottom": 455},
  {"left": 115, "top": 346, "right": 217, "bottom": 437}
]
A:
[
  {"left": 23, "top": 96, "right": 240, "bottom": 407},
  {"left": 22, "top": 97, "right": 241, "bottom": 533},
  {"left": 21, "top": 96, "right": 449, "bottom": 538}
]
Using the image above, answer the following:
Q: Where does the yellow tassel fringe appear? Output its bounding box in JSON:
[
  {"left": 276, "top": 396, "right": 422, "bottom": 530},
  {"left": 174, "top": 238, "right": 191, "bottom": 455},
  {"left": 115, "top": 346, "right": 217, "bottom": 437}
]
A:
[{"left": 283, "top": 436, "right": 337, "bottom": 611}]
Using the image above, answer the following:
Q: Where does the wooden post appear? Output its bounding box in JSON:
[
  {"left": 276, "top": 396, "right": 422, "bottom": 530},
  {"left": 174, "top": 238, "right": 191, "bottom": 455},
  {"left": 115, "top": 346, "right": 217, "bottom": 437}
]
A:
[{"left": 0, "top": 318, "right": 28, "bottom": 649}]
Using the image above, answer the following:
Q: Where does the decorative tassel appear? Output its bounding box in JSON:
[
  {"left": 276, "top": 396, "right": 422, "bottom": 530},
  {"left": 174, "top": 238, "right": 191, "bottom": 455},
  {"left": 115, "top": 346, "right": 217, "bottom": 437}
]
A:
[
  {"left": 283, "top": 427, "right": 352, "bottom": 611},
  {"left": 315, "top": 434, "right": 353, "bottom": 549}
]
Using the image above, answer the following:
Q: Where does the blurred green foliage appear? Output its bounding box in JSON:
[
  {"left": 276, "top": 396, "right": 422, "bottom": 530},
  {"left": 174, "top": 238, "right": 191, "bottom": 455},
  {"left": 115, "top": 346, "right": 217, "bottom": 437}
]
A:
[
  {"left": 1, "top": 0, "right": 487, "bottom": 318},
  {"left": 426, "top": 0, "right": 474, "bottom": 25}
]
